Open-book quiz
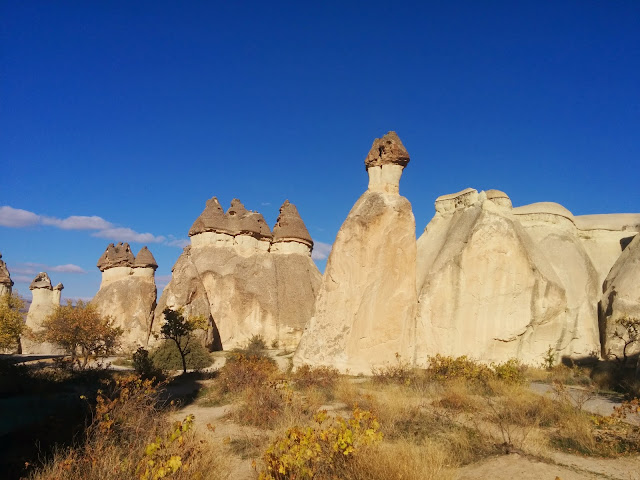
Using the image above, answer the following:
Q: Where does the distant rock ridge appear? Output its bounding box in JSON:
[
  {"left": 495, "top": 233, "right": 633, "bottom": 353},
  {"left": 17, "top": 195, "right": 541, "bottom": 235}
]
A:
[
  {"left": 0, "top": 252, "right": 14, "bottom": 296},
  {"left": 155, "top": 197, "right": 321, "bottom": 350}
]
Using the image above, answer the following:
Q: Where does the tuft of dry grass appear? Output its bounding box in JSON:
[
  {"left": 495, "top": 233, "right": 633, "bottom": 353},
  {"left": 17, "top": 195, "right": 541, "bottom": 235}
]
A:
[{"left": 344, "top": 440, "right": 455, "bottom": 480}]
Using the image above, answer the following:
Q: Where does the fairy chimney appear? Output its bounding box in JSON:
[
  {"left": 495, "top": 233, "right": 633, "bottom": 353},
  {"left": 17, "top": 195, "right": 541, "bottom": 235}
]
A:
[{"left": 364, "top": 131, "right": 411, "bottom": 194}]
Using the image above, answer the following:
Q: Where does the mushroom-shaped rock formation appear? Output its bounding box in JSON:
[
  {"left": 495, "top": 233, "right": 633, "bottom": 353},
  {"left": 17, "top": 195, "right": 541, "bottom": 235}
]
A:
[
  {"left": 294, "top": 132, "right": 417, "bottom": 374},
  {"left": 155, "top": 197, "right": 321, "bottom": 351},
  {"left": 134, "top": 246, "right": 158, "bottom": 270},
  {"left": 97, "top": 242, "right": 135, "bottom": 271},
  {"left": 92, "top": 244, "right": 158, "bottom": 351},
  {"left": 364, "top": 131, "right": 411, "bottom": 194},
  {"left": 30, "top": 272, "right": 53, "bottom": 290},
  {"left": 227, "top": 199, "right": 273, "bottom": 241},
  {"left": 22, "top": 272, "right": 64, "bottom": 354},
  {"left": 272, "top": 200, "right": 314, "bottom": 253},
  {"left": 189, "top": 197, "right": 230, "bottom": 237},
  {"left": 0, "top": 253, "right": 14, "bottom": 296},
  {"left": 599, "top": 233, "right": 640, "bottom": 361},
  {"left": 364, "top": 131, "right": 410, "bottom": 169}
]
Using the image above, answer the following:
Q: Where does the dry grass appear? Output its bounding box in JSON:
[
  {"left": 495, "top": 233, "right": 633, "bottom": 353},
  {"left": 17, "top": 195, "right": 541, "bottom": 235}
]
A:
[
  {"left": 26, "top": 375, "right": 227, "bottom": 480},
  {"left": 344, "top": 440, "right": 456, "bottom": 480}
]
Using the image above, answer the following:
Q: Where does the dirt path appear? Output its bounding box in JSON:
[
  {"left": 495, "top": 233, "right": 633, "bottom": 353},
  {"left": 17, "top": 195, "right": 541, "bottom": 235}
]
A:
[{"left": 529, "top": 382, "right": 639, "bottom": 426}]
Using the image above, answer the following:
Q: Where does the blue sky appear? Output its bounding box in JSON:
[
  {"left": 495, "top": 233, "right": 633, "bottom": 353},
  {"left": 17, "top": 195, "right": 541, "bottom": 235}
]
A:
[{"left": 1, "top": 1, "right": 639, "bottom": 301}]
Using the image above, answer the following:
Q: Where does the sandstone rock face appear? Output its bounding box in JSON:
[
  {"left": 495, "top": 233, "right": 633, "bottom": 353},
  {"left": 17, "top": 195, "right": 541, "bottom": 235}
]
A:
[
  {"left": 21, "top": 272, "right": 65, "bottom": 354},
  {"left": 92, "top": 244, "right": 158, "bottom": 352},
  {"left": 0, "top": 253, "right": 13, "bottom": 297},
  {"left": 599, "top": 233, "right": 640, "bottom": 359},
  {"left": 416, "top": 191, "right": 569, "bottom": 364},
  {"left": 574, "top": 214, "right": 640, "bottom": 288},
  {"left": 294, "top": 132, "right": 417, "bottom": 374},
  {"left": 155, "top": 199, "right": 321, "bottom": 350},
  {"left": 415, "top": 189, "right": 638, "bottom": 365}
]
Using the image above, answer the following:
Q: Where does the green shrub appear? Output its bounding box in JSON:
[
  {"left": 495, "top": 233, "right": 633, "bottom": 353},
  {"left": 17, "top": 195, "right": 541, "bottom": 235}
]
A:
[
  {"left": 151, "top": 338, "right": 212, "bottom": 371},
  {"left": 132, "top": 347, "right": 162, "bottom": 379},
  {"left": 491, "top": 359, "right": 527, "bottom": 385}
]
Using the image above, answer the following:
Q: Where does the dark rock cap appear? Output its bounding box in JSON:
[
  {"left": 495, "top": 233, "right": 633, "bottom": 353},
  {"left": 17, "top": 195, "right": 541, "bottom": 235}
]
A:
[
  {"left": 96, "top": 242, "right": 135, "bottom": 271},
  {"left": 273, "top": 200, "right": 313, "bottom": 248},
  {"left": 53, "top": 283, "right": 64, "bottom": 291},
  {"left": 0, "top": 253, "right": 13, "bottom": 287},
  {"left": 227, "top": 199, "right": 273, "bottom": 240},
  {"left": 189, "top": 197, "right": 232, "bottom": 236},
  {"left": 364, "top": 131, "right": 410, "bottom": 169},
  {"left": 30, "top": 272, "right": 53, "bottom": 290},
  {"left": 134, "top": 246, "right": 158, "bottom": 270}
]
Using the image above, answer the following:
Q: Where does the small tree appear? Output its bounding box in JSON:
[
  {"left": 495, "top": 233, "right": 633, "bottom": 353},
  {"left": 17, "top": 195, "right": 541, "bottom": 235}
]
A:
[
  {"left": 0, "top": 293, "right": 25, "bottom": 352},
  {"left": 608, "top": 316, "right": 640, "bottom": 367},
  {"left": 159, "top": 308, "right": 207, "bottom": 374},
  {"left": 40, "top": 300, "right": 122, "bottom": 369}
]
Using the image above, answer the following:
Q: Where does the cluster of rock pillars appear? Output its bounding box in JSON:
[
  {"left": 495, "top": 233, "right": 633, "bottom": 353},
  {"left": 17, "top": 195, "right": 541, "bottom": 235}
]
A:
[{"left": 3, "top": 132, "right": 639, "bottom": 374}]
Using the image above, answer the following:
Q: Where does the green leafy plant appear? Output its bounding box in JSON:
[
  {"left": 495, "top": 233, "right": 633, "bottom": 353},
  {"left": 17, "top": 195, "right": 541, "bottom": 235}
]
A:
[{"left": 158, "top": 308, "right": 208, "bottom": 374}]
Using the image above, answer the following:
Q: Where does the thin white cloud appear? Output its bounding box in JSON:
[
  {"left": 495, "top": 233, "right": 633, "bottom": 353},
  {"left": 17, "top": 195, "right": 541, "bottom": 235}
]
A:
[
  {"left": 12, "top": 274, "right": 33, "bottom": 284},
  {"left": 311, "top": 241, "right": 332, "bottom": 261},
  {"left": 155, "top": 274, "right": 172, "bottom": 289},
  {"left": 10, "top": 262, "right": 87, "bottom": 275},
  {"left": 1, "top": 205, "right": 168, "bottom": 245},
  {"left": 92, "top": 227, "right": 166, "bottom": 244},
  {"left": 165, "top": 237, "right": 190, "bottom": 248},
  {"left": 0, "top": 206, "right": 41, "bottom": 227},
  {"left": 42, "top": 215, "right": 113, "bottom": 230}
]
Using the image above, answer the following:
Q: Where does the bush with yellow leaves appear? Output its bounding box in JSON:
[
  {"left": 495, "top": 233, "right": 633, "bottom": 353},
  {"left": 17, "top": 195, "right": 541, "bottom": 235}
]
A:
[{"left": 258, "top": 407, "right": 382, "bottom": 480}]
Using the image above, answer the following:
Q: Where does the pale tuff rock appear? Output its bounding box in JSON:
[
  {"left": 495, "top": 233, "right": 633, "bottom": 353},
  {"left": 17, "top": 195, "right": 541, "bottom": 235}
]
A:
[
  {"left": 415, "top": 198, "right": 570, "bottom": 365},
  {"left": 21, "top": 272, "right": 65, "bottom": 354},
  {"left": 273, "top": 200, "right": 314, "bottom": 249},
  {"left": 575, "top": 214, "right": 640, "bottom": 289},
  {"left": 92, "top": 244, "right": 158, "bottom": 351},
  {"left": 513, "top": 204, "right": 601, "bottom": 358},
  {"left": 0, "top": 253, "right": 14, "bottom": 296},
  {"left": 416, "top": 189, "right": 638, "bottom": 365},
  {"left": 485, "top": 189, "right": 513, "bottom": 209},
  {"left": 599, "top": 233, "right": 640, "bottom": 359},
  {"left": 294, "top": 132, "right": 417, "bottom": 374},
  {"left": 156, "top": 198, "right": 321, "bottom": 350}
]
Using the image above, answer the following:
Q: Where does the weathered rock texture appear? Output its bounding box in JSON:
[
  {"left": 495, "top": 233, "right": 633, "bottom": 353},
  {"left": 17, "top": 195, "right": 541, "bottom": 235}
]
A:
[
  {"left": 156, "top": 199, "right": 321, "bottom": 350},
  {"left": 21, "top": 272, "right": 65, "bottom": 354},
  {"left": 416, "top": 188, "right": 640, "bottom": 365},
  {"left": 599, "top": 233, "right": 640, "bottom": 359},
  {"left": 294, "top": 132, "right": 417, "bottom": 374},
  {"left": 0, "top": 253, "right": 13, "bottom": 297},
  {"left": 92, "top": 243, "right": 158, "bottom": 351}
]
